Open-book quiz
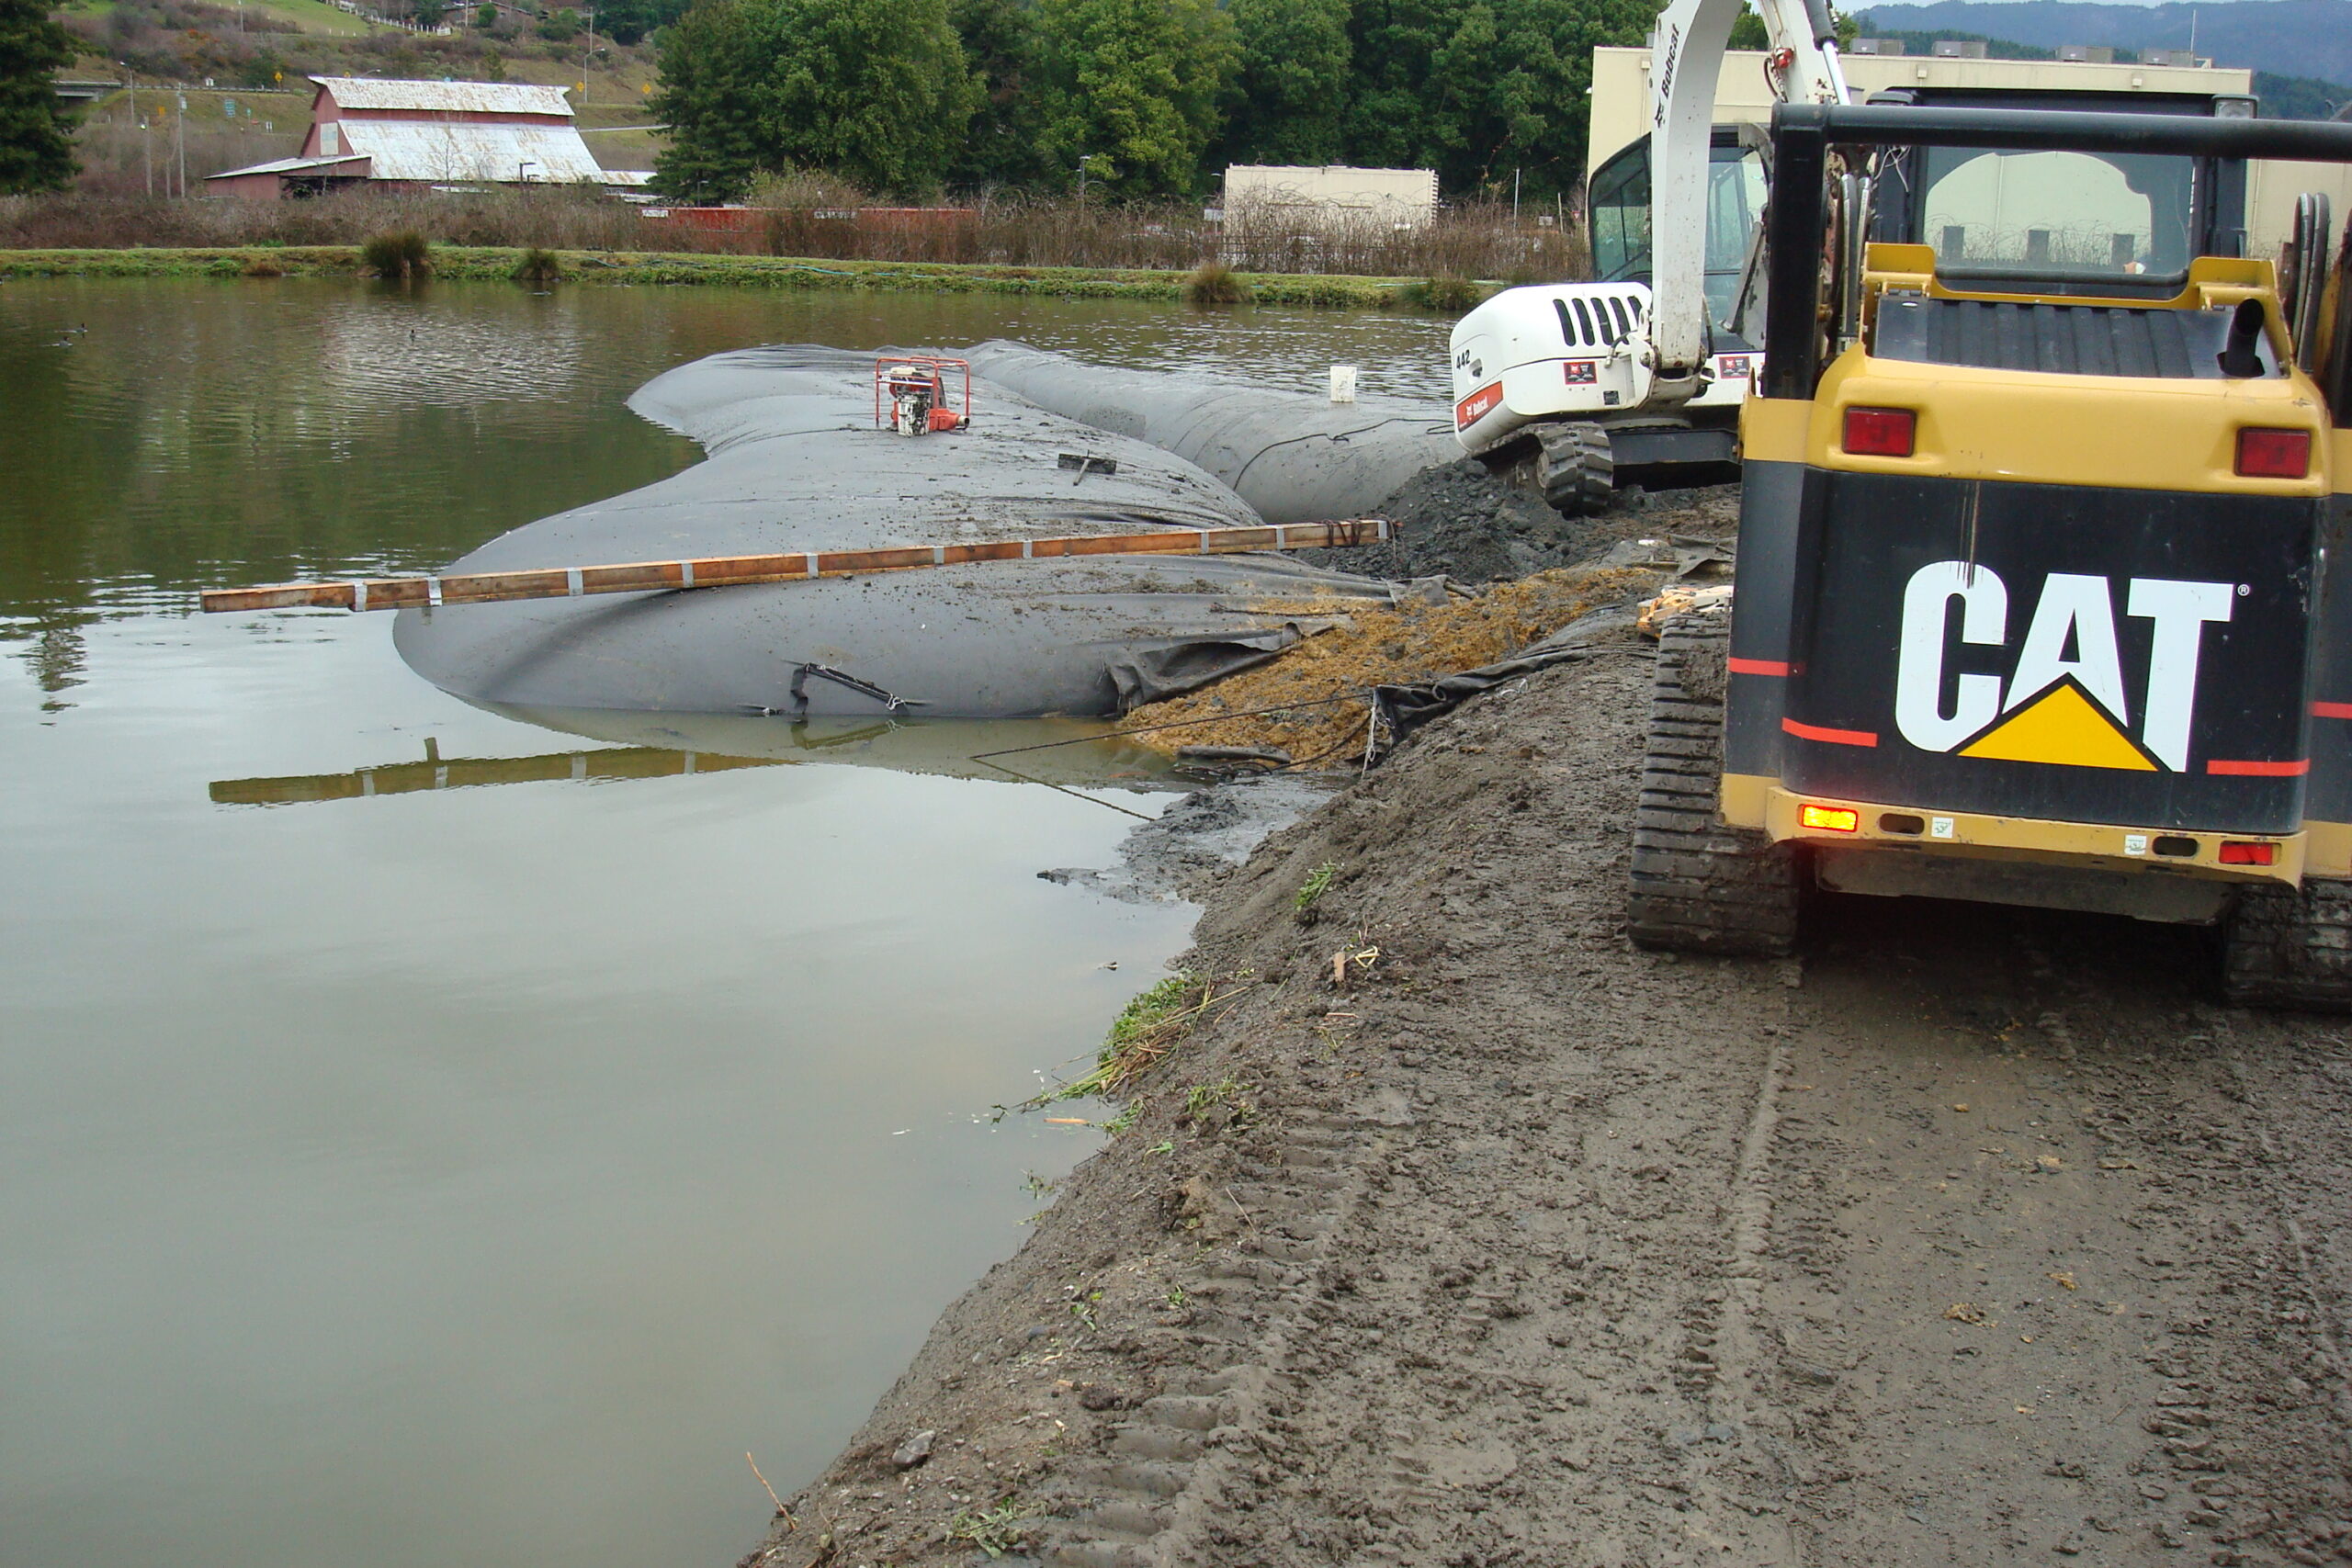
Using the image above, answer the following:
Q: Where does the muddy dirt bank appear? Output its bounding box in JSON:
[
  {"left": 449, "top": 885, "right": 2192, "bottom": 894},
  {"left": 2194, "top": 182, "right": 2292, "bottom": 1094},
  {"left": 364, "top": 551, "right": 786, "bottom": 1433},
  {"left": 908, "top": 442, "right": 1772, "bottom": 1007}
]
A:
[{"left": 744, "top": 540, "right": 2352, "bottom": 1568}]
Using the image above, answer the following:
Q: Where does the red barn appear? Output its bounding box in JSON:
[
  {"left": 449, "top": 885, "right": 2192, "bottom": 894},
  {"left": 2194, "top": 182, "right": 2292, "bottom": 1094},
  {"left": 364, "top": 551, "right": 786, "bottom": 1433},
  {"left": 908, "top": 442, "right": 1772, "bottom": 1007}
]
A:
[{"left": 207, "top": 76, "right": 650, "bottom": 198}]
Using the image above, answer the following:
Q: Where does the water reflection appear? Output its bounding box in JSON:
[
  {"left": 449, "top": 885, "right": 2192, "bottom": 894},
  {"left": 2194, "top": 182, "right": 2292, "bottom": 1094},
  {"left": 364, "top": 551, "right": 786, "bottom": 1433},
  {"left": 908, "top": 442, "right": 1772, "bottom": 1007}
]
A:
[
  {"left": 209, "top": 716, "right": 1178, "bottom": 806},
  {"left": 317, "top": 289, "right": 588, "bottom": 406}
]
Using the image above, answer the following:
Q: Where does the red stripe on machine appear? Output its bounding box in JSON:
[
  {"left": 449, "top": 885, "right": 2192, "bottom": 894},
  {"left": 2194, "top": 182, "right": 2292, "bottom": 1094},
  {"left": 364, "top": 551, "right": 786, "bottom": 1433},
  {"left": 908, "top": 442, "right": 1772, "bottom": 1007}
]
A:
[
  {"left": 2312, "top": 701, "right": 2352, "bottom": 719},
  {"left": 1781, "top": 717, "right": 1879, "bottom": 747},
  {"left": 1728, "top": 657, "right": 1791, "bottom": 676},
  {"left": 2206, "top": 758, "right": 2309, "bottom": 776},
  {"left": 1454, "top": 381, "right": 1503, "bottom": 430}
]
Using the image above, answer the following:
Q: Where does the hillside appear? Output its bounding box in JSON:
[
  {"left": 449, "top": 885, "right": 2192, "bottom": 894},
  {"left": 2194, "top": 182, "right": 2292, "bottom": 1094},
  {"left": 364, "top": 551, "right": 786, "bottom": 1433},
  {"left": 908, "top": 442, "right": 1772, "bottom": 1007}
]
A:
[{"left": 1856, "top": 0, "right": 2352, "bottom": 90}]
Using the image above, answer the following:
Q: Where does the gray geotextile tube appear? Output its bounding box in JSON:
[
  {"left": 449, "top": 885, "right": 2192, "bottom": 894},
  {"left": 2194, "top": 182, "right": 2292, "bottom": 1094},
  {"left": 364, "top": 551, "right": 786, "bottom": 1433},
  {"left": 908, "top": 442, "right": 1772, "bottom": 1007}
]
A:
[
  {"left": 963, "top": 339, "right": 1464, "bottom": 525},
  {"left": 394, "top": 344, "right": 1403, "bottom": 718}
]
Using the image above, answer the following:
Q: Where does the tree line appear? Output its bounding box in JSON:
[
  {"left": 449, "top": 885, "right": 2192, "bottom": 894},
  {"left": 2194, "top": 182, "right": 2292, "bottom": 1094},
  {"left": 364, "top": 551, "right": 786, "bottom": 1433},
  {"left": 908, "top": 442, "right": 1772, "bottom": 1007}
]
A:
[{"left": 650, "top": 0, "right": 1663, "bottom": 204}]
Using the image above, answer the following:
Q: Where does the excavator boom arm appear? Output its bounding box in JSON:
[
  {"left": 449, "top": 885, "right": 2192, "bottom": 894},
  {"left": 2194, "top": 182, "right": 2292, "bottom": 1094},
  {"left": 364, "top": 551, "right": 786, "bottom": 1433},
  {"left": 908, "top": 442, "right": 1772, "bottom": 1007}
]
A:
[{"left": 1644, "top": 0, "right": 1849, "bottom": 398}]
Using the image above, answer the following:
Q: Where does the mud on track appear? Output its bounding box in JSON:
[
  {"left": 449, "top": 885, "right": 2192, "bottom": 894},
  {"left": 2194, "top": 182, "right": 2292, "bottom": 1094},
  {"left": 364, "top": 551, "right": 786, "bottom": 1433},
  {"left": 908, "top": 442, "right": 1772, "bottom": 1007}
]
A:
[{"left": 748, "top": 621, "right": 2352, "bottom": 1568}]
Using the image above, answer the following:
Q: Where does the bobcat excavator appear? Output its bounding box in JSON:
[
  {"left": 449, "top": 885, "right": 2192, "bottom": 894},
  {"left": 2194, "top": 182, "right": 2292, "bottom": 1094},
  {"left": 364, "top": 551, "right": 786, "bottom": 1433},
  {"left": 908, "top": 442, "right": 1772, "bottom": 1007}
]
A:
[
  {"left": 1448, "top": 0, "right": 1848, "bottom": 512},
  {"left": 1626, "top": 102, "right": 2352, "bottom": 1008}
]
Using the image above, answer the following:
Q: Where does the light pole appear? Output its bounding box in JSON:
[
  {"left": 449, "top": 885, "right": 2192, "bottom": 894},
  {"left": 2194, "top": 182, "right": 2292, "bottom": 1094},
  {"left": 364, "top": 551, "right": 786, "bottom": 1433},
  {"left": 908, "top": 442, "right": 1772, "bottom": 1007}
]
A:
[
  {"left": 1077, "top": 152, "right": 1095, "bottom": 202},
  {"left": 122, "top": 65, "right": 151, "bottom": 196}
]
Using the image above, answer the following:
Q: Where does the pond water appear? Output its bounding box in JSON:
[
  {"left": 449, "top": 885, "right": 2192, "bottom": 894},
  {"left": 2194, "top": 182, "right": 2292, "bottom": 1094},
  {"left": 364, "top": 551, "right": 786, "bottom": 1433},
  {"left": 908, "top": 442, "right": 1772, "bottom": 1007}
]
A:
[{"left": 0, "top": 278, "right": 1452, "bottom": 1568}]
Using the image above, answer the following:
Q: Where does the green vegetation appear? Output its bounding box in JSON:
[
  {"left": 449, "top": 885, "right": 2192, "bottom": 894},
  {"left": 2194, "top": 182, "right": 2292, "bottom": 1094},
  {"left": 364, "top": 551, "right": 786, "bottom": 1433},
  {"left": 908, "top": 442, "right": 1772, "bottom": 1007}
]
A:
[
  {"left": 510, "top": 244, "right": 565, "bottom": 283},
  {"left": 1294, "top": 859, "right": 1339, "bottom": 920},
  {"left": 650, "top": 0, "right": 979, "bottom": 201},
  {"left": 1405, "top": 274, "right": 1487, "bottom": 311},
  {"left": 1, "top": 0, "right": 78, "bottom": 193},
  {"left": 2256, "top": 72, "right": 2352, "bottom": 122},
  {"left": 0, "top": 245, "right": 1442, "bottom": 304},
  {"left": 1219, "top": 0, "right": 1350, "bottom": 164},
  {"left": 653, "top": 0, "right": 1663, "bottom": 203},
  {"left": 1182, "top": 1077, "right": 1247, "bottom": 1120},
  {"left": 944, "top": 1498, "right": 1045, "bottom": 1559},
  {"left": 1180, "top": 255, "right": 1247, "bottom": 306},
  {"left": 357, "top": 228, "right": 429, "bottom": 277},
  {"left": 1030, "top": 0, "right": 1233, "bottom": 198}
]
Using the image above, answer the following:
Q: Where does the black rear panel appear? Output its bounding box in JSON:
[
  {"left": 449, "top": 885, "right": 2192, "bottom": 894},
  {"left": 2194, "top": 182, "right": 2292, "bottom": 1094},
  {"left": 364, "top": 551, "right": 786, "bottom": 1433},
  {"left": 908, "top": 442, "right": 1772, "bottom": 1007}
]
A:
[
  {"left": 1872, "top": 295, "right": 2278, "bottom": 378},
  {"left": 1765, "top": 470, "right": 2321, "bottom": 833}
]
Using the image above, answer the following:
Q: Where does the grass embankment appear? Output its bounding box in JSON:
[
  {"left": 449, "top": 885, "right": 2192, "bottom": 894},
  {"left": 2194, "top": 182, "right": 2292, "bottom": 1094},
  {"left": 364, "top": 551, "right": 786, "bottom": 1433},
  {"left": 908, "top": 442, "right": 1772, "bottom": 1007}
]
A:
[{"left": 0, "top": 243, "right": 1451, "bottom": 306}]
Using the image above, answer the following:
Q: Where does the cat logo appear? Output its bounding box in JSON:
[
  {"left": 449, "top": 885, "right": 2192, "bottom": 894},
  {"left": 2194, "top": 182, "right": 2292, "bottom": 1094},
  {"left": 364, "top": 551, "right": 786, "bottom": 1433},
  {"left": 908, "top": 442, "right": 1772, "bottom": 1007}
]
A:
[{"left": 1894, "top": 561, "right": 2235, "bottom": 772}]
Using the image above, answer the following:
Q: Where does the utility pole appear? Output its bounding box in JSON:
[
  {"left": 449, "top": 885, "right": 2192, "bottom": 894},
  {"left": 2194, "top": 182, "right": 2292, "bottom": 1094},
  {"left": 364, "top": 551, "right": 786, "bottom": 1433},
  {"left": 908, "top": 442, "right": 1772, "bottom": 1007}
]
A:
[
  {"left": 175, "top": 93, "right": 187, "bottom": 197},
  {"left": 124, "top": 68, "right": 152, "bottom": 196}
]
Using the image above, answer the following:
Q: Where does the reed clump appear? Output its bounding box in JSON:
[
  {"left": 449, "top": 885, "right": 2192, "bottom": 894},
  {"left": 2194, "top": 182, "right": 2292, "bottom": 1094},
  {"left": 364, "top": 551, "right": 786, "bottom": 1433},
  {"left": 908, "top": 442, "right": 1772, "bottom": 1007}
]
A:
[
  {"left": 359, "top": 229, "right": 430, "bottom": 278},
  {"left": 511, "top": 245, "right": 565, "bottom": 284},
  {"left": 1181, "top": 256, "right": 1249, "bottom": 307}
]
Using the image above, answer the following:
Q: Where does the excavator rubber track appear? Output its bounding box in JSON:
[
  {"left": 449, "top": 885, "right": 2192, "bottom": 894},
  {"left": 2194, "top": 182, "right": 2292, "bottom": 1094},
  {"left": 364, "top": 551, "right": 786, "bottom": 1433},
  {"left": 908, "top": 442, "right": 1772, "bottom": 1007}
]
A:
[
  {"left": 2221, "top": 878, "right": 2352, "bottom": 1011},
  {"left": 1536, "top": 423, "right": 1615, "bottom": 517},
  {"left": 1627, "top": 615, "right": 1804, "bottom": 955}
]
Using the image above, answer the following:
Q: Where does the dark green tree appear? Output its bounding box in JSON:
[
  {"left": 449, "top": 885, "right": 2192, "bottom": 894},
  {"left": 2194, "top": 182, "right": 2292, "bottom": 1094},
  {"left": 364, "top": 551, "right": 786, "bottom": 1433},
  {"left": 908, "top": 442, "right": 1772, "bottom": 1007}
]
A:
[
  {"left": 0, "top": 0, "right": 77, "bottom": 194},
  {"left": 947, "top": 0, "right": 1042, "bottom": 185},
  {"left": 653, "top": 0, "right": 978, "bottom": 198},
  {"left": 1031, "top": 0, "right": 1236, "bottom": 197},
  {"left": 1219, "top": 0, "right": 1350, "bottom": 166},
  {"left": 650, "top": 0, "right": 770, "bottom": 199},
  {"left": 1344, "top": 0, "right": 1652, "bottom": 198},
  {"left": 599, "top": 0, "right": 692, "bottom": 46},
  {"left": 760, "top": 0, "right": 978, "bottom": 192}
]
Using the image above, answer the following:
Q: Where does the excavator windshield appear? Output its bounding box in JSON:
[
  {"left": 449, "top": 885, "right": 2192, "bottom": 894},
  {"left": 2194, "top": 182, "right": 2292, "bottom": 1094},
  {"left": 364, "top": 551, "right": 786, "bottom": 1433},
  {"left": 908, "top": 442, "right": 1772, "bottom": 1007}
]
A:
[{"left": 1588, "top": 132, "right": 1768, "bottom": 334}]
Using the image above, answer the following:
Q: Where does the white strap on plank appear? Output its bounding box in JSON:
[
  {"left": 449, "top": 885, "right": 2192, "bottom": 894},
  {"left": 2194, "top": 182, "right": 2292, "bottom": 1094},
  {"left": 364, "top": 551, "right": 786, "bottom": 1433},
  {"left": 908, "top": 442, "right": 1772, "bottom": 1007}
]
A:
[
  {"left": 679, "top": 561, "right": 695, "bottom": 587},
  {"left": 351, "top": 581, "right": 368, "bottom": 613},
  {"left": 566, "top": 569, "right": 583, "bottom": 597},
  {"left": 426, "top": 578, "right": 443, "bottom": 608},
  {"left": 804, "top": 553, "right": 820, "bottom": 578}
]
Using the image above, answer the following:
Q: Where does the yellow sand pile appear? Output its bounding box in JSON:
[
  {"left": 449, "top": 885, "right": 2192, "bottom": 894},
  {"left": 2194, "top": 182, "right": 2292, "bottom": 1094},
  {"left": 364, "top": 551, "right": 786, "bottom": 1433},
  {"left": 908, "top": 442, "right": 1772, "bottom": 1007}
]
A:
[{"left": 1121, "top": 564, "right": 1663, "bottom": 765}]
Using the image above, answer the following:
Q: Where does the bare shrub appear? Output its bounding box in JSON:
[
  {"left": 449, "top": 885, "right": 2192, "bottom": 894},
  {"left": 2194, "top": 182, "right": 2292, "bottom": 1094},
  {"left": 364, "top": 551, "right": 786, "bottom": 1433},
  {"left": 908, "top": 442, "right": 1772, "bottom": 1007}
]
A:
[{"left": 0, "top": 184, "right": 1593, "bottom": 287}]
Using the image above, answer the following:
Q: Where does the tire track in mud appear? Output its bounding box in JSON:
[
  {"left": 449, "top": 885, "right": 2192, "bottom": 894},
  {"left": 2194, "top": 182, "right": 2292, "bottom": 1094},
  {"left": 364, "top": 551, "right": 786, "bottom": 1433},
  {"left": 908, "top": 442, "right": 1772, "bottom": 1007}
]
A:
[{"left": 747, "top": 626, "right": 2352, "bottom": 1568}]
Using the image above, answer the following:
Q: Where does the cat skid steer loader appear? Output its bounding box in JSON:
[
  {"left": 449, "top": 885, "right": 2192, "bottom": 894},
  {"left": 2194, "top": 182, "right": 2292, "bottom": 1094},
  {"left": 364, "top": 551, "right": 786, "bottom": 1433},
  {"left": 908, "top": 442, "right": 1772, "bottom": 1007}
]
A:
[{"left": 1628, "top": 103, "right": 2352, "bottom": 1008}]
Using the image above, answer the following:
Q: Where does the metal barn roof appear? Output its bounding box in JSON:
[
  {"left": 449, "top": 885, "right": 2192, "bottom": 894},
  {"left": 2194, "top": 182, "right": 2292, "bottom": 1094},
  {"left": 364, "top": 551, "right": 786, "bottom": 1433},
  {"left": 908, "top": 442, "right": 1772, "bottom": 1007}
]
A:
[
  {"left": 336, "top": 118, "right": 609, "bottom": 182},
  {"left": 311, "top": 76, "right": 575, "bottom": 118}
]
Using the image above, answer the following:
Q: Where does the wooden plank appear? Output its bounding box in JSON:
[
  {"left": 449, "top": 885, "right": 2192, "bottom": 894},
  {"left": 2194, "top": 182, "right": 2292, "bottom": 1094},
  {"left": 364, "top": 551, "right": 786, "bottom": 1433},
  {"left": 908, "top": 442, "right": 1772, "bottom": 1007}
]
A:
[{"left": 198, "top": 520, "right": 1393, "bottom": 615}]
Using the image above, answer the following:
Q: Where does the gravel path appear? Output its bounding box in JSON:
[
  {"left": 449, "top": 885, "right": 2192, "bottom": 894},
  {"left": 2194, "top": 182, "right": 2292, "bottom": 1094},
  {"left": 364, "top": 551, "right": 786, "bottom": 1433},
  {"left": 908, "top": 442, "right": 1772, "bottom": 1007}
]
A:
[{"left": 745, "top": 586, "right": 2352, "bottom": 1568}]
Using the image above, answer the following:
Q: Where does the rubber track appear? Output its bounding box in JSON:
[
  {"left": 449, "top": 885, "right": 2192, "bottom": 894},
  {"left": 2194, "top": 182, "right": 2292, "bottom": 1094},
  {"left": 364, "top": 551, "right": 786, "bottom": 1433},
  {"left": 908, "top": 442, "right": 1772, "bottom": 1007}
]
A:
[
  {"left": 1625, "top": 615, "right": 1804, "bottom": 956},
  {"left": 2221, "top": 876, "right": 2352, "bottom": 1011},
  {"left": 1536, "top": 423, "right": 1614, "bottom": 517}
]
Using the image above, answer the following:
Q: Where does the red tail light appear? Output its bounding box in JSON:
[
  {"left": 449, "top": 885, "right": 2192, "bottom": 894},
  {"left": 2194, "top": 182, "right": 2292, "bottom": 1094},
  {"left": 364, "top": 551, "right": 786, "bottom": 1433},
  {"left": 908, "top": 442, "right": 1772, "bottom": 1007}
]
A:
[
  {"left": 2219, "top": 840, "right": 2278, "bottom": 866},
  {"left": 1844, "top": 406, "right": 1916, "bottom": 457},
  {"left": 2235, "top": 427, "right": 2311, "bottom": 479},
  {"left": 1798, "top": 803, "right": 1860, "bottom": 833}
]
